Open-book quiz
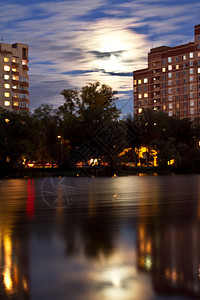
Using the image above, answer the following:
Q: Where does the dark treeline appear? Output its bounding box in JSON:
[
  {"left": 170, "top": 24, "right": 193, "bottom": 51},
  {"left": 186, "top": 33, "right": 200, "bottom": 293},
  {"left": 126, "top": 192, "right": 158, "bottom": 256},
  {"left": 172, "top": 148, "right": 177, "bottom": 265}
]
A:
[{"left": 1, "top": 81, "right": 200, "bottom": 174}]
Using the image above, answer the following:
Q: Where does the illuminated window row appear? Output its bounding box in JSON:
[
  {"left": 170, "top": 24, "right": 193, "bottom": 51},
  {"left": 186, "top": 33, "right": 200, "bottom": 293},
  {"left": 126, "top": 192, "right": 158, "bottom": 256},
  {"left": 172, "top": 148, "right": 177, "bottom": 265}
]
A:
[
  {"left": 138, "top": 93, "right": 148, "bottom": 99},
  {"left": 134, "top": 78, "right": 148, "bottom": 85},
  {"left": 3, "top": 65, "right": 18, "bottom": 72}
]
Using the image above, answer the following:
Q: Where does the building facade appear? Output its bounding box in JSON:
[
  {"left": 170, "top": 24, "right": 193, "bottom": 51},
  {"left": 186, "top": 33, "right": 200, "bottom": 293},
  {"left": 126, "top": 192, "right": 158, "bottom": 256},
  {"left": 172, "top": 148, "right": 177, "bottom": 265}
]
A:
[
  {"left": 0, "top": 43, "right": 29, "bottom": 112},
  {"left": 133, "top": 24, "right": 200, "bottom": 118}
]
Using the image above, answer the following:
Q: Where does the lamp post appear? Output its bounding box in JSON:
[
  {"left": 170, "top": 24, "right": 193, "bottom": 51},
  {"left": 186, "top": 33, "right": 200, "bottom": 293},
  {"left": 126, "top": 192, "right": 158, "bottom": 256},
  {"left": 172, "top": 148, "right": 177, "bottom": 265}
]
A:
[{"left": 57, "top": 135, "right": 63, "bottom": 165}]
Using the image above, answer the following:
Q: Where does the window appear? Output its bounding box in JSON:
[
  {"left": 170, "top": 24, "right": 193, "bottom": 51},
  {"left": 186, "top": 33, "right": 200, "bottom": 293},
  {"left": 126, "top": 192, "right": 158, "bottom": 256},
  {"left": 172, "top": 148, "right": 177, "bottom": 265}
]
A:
[
  {"left": 4, "top": 84, "right": 10, "bottom": 89},
  {"left": 168, "top": 80, "right": 172, "bottom": 86},
  {"left": 162, "top": 75, "right": 166, "bottom": 80},
  {"left": 4, "top": 75, "right": 9, "bottom": 80},
  {"left": 13, "top": 101, "right": 19, "bottom": 106},
  {"left": 190, "top": 61, "right": 193, "bottom": 66},
  {"left": 168, "top": 95, "right": 172, "bottom": 101},
  {"left": 169, "top": 103, "right": 172, "bottom": 109},
  {"left": 198, "top": 44, "right": 200, "bottom": 50},
  {"left": 168, "top": 57, "right": 172, "bottom": 63},
  {"left": 176, "top": 65, "right": 179, "bottom": 69},
  {"left": 176, "top": 80, "right": 179, "bottom": 85},
  {"left": 190, "top": 69, "right": 194, "bottom": 74},
  {"left": 190, "top": 92, "right": 194, "bottom": 98},
  {"left": 169, "top": 111, "right": 172, "bottom": 116},
  {"left": 154, "top": 99, "right": 157, "bottom": 103},
  {"left": 4, "top": 101, "right": 10, "bottom": 107},
  {"left": 138, "top": 87, "right": 141, "bottom": 92},
  {"left": 134, "top": 80, "right": 137, "bottom": 85},
  {"left": 183, "top": 79, "right": 187, "bottom": 84},
  {"left": 198, "top": 36, "right": 200, "bottom": 41},
  {"left": 190, "top": 108, "right": 194, "bottom": 114},
  {"left": 183, "top": 71, "right": 186, "bottom": 76},
  {"left": 168, "top": 73, "right": 172, "bottom": 78},
  {"left": 162, "top": 59, "right": 165, "bottom": 64},
  {"left": 12, "top": 57, "right": 18, "bottom": 63},
  {"left": 190, "top": 76, "right": 194, "bottom": 82},
  {"left": 144, "top": 93, "right": 148, "bottom": 98},
  {"left": 138, "top": 80, "right": 142, "bottom": 84},
  {"left": 190, "top": 85, "right": 194, "bottom": 91},
  {"left": 12, "top": 68, "right": 17, "bottom": 72},
  {"left": 154, "top": 107, "right": 157, "bottom": 111},
  {"left": 4, "top": 92, "right": 10, "bottom": 97},
  {"left": 190, "top": 100, "right": 194, "bottom": 106},
  {"left": 163, "top": 83, "right": 166, "bottom": 87},
  {"left": 184, "top": 94, "right": 188, "bottom": 100},
  {"left": 144, "top": 78, "right": 148, "bottom": 83},
  {"left": 176, "top": 72, "right": 179, "bottom": 77},
  {"left": 176, "top": 88, "right": 179, "bottom": 93},
  {"left": 138, "top": 108, "right": 142, "bottom": 113},
  {"left": 198, "top": 68, "right": 200, "bottom": 73},
  {"left": 4, "top": 65, "right": 10, "bottom": 71},
  {"left": 176, "top": 57, "right": 179, "bottom": 62},
  {"left": 144, "top": 86, "right": 147, "bottom": 91},
  {"left": 4, "top": 57, "right": 9, "bottom": 62},
  {"left": 162, "top": 67, "right": 166, "bottom": 72},
  {"left": 163, "top": 98, "right": 166, "bottom": 102},
  {"left": 138, "top": 94, "right": 142, "bottom": 99},
  {"left": 176, "top": 103, "right": 179, "bottom": 108},
  {"left": 168, "top": 88, "right": 172, "bottom": 94},
  {"left": 198, "top": 53, "right": 200, "bottom": 57},
  {"left": 13, "top": 75, "right": 19, "bottom": 81},
  {"left": 163, "top": 105, "right": 166, "bottom": 110},
  {"left": 168, "top": 65, "right": 172, "bottom": 70},
  {"left": 183, "top": 63, "right": 186, "bottom": 68},
  {"left": 189, "top": 52, "right": 193, "bottom": 58},
  {"left": 12, "top": 85, "right": 17, "bottom": 89},
  {"left": 163, "top": 90, "right": 166, "bottom": 95},
  {"left": 183, "top": 55, "right": 187, "bottom": 60},
  {"left": 175, "top": 96, "right": 179, "bottom": 100},
  {"left": 184, "top": 87, "right": 187, "bottom": 92}
]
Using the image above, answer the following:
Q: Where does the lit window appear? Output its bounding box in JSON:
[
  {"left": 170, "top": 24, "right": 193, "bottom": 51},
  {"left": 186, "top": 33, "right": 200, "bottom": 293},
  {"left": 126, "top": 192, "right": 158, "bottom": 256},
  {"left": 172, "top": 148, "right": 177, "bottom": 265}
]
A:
[
  {"left": 154, "top": 99, "right": 157, "bottom": 103},
  {"left": 198, "top": 53, "right": 200, "bottom": 57},
  {"left": 169, "top": 111, "right": 172, "bottom": 116},
  {"left": 168, "top": 65, "right": 172, "bottom": 70},
  {"left": 138, "top": 108, "right": 142, "bottom": 113},
  {"left": 162, "top": 67, "right": 166, "bottom": 72},
  {"left": 190, "top": 69, "right": 194, "bottom": 74},
  {"left": 12, "top": 57, "right": 17, "bottom": 63},
  {"left": 190, "top": 76, "right": 194, "bottom": 82},
  {"left": 176, "top": 104, "right": 179, "bottom": 108},
  {"left": 12, "top": 75, "right": 19, "bottom": 81},
  {"left": 168, "top": 57, "right": 172, "bottom": 62},
  {"left": 4, "top": 101, "right": 10, "bottom": 107},
  {"left": 4, "top": 92, "right": 10, "bottom": 98},
  {"left": 13, "top": 101, "right": 19, "bottom": 106},
  {"left": 134, "top": 80, "right": 137, "bottom": 85},
  {"left": 190, "top": 52, "right": 193, "bottom": 58},
  {"left": 138, "top": 94, "right": 142, "bottom": 99},
  {"left": 12, "top": 68, "right": 17, "bottom": 72},
  {"left": 154, "top": 107, "right": 157, "bottom": 111},
  {"left": 144, "top": 78, "right": 148, "bottom": 83},
  {"left": 4, "top": 65, "right": 10, "bottom": 71},
  {"left": 138, "top": 80, "right": 142, "bottom": 84},
  {"left": 176, "top": 65, "right": 179, "bottom": 69},
  {"left": 183, "top": 55, "right": 187, "bottom": 60},
  {"left": 4, "top": 84, "right": 10, "bottom": 89},
  {"left": 12, "top": 85, "right": 17, "bottom": 89},
  {"left": 4, "top": 75, "right": 10, "bottom": 80},
  {"left": 190, "top": 100, "right": 194, "bottom": 106},
  {"left": 169, "top": 103, "right": 172, "bottom": 109},
  {"left": 168, "top": 95, "right": 172, "bottom": 101},
  {"left": 198, "top": 68, "right": 200, "bottom": 73},
  {"left": 168, "top": 88, "right": 172, "bottom": 94},
  {"left": 4, "top": 57, "right": 9, "bottom": 62},
  {"left": 144, "top": 93, "right": 148, "bottom": 98},
  {"left": 22, "top": 60, "right": 27, "bottom": 65},
  {"left": 163, "top": 105, "right": 166, "bottom": 110},
  {"left": 153, "top": 77, "right": 157, "bottom": 81},
  {"left": 168, "top": 73, "right": 172, "bottom": 78}
]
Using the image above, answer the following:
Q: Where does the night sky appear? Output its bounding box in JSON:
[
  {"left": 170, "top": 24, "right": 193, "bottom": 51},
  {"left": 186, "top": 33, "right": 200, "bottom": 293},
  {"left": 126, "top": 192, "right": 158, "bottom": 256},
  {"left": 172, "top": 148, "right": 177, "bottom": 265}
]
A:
[{"left": 1, "top": 0, "right": 200, "bottom": 115}]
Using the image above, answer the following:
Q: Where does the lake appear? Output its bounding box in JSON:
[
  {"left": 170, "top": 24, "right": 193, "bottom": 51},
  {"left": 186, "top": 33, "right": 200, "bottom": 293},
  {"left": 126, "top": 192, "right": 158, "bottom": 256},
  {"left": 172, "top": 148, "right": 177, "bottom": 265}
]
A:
[{"left": 0, "top": 174, "right": 200, "bottom": 300}]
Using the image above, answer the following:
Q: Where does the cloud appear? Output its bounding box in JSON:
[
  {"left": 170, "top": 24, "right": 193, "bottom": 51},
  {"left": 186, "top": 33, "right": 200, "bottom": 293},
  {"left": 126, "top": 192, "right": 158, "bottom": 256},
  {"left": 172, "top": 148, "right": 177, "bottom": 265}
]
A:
[{"left": 0, "top": 0, "right": 199, "bottom": 113}]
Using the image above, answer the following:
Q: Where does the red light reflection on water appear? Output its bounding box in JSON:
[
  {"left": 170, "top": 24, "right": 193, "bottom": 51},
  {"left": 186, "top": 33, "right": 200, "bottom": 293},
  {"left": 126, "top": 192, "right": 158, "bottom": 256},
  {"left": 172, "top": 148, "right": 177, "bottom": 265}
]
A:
[{"left": 26, "top": 179, "right": 35, "bottom": 219}]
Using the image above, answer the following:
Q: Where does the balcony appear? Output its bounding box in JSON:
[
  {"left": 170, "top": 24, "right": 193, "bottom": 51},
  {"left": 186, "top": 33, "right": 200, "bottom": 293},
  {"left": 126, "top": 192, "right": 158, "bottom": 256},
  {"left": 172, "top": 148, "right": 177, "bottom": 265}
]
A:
[{"left": 19, "top": 81, "right": 29, "bottom": 87}]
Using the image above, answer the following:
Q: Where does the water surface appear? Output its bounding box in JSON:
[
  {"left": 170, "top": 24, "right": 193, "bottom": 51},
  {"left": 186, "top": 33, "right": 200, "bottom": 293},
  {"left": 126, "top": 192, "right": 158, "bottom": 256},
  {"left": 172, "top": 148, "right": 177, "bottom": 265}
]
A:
[{"left": 0, "top": 175, "right": 200, "bottom": 300}]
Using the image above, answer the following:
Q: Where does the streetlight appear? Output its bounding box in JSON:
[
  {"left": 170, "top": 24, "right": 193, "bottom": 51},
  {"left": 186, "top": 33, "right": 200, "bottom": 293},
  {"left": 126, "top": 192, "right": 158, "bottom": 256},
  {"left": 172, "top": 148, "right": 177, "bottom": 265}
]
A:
[{"left": 57, "top": 135, "right": 63, "bottom": 164}]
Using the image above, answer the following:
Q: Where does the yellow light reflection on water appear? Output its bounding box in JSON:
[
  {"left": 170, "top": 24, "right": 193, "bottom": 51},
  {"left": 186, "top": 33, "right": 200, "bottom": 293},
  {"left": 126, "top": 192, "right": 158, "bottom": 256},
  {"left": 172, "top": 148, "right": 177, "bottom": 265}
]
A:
[{"left": 3, "top": 233, "right": 13, "bottom": 292}]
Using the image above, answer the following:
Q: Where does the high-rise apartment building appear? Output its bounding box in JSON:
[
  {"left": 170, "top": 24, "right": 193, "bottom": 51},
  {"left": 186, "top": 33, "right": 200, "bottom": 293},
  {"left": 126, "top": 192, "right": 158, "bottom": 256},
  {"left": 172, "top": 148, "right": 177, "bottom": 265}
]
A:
[
  {"left": 133, "top": 24, "right": 200, "bottom": 118},
  {"left": 0, "top": 43, "right": 29, "bottom": 112}
]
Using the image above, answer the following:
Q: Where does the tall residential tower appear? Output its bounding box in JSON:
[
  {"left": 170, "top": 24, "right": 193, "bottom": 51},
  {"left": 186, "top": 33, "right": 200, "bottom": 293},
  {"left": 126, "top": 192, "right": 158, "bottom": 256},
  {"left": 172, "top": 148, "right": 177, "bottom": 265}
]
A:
[
  {"left": 0, "top": 43, "right": 29, "bottom": 112},
  {"left": 133, "top": 24, "right": 200, "bottom": 118}
]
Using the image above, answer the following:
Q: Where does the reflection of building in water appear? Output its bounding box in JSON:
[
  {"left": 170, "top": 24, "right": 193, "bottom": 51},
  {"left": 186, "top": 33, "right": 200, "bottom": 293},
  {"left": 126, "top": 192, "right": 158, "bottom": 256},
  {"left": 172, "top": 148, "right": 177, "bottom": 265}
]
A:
[
  {"left": 0, "top": 229, "right": 30, "bottom": 299},
  {"left": 137, "top": 221, "right": 200, "bottom": 298},
  {"left": 0, "top": 179, "right": 32, "bottom": 299}
]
